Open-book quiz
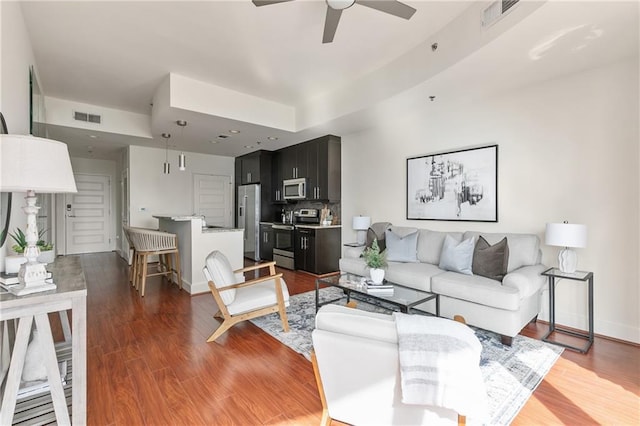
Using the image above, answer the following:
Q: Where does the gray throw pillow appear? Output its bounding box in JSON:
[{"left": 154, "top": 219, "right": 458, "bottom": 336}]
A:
[
  {"left": 438, "top": 235, "right": 475, "bottom": 275},
  {"left": 384, "top": 229, "right": 419, "bottom": 262},
  {"left": 472, "top": 236, "right": 510, "bottom": 282}
]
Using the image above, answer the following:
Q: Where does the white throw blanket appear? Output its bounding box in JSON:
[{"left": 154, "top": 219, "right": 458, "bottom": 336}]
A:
[{"left": 393, "top": 313, "right": 489, "bottom": 420}]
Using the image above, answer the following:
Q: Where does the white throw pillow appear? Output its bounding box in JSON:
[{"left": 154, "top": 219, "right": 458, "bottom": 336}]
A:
[
  {"left": 438, "top": 235, "right": 475, "bottom": 275},
  {"left": 385, "top": 229, "right": 419, "bottom": 262}
]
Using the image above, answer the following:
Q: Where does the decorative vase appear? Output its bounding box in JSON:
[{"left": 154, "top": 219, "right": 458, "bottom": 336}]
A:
[
  {"left": 370, "top": 268, "right": 385, "bottom": 284},
  {"left": 37, "top": 250, "right": 55, "bottom": 264}
]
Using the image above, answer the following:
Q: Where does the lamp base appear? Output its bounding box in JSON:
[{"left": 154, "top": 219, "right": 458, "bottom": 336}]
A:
[
  {"left": 9, "top": 261, "right": 56, "bottom": 296},
  {"left": 558, "top": 247, "right": 578, "bottom": 273},
  {"left": 356, "top": 230, "right": 367, "bottom": 245}
]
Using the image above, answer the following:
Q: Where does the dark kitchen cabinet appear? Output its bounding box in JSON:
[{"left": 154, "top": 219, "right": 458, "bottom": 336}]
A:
[
  {"left": 275, "top": 134, "right": 341, "bottom": 202},
  {"left": 294, "top": 226, "right": 341, "bottom": 274},
  {"left": 259, "top": 223, "right": 273, "bottom": 261},
  {"left": 237, "top": 151, "right": 261, "bottom": 184},
  {"left": 234, "top": 150, "right": 274, "bottom": 225},
  {"left": 271, "top": 152, "right": 285, "bottom": 202},
  {"left": 305, "top": 135, "right": 341, "bottom": 201}
]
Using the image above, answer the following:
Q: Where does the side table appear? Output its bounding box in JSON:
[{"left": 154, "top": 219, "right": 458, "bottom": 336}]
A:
[{"left": 541, "top": 267, "right": 593, "bottom": 353}]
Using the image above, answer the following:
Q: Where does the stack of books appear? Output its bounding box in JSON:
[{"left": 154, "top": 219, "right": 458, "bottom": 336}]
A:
[
  {"left": 0, "top": 272, "right": 19, "bottom": 290},
  {"left": 365, "top": 280, "right": 394, "bottom": 296}
]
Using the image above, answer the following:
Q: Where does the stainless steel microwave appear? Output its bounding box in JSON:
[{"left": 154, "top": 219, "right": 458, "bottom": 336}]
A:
[{"left": 283, "top": 178, "right": 306, "bottom": 200}]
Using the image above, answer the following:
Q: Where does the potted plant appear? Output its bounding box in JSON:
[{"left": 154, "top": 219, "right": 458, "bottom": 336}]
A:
[
  {"left": 362, "top": 238, "right": 387, "bottom": 284},
  {"left": 10, "top": 228, "right": 55, "bottom": 263}
]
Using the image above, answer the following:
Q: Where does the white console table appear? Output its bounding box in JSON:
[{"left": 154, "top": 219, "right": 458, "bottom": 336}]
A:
[{"left": 0, "top": 256, "right": 87, "bottom": 424}]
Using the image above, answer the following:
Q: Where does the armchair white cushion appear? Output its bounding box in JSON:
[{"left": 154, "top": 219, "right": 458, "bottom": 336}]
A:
[{"left": 202, "top": 250, "right": 290, "bottom": 342}]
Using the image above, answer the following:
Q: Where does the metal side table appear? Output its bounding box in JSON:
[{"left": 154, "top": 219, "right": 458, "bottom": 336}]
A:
[{"left": 541, "top": 267, "right": 594, "bottom": 353}]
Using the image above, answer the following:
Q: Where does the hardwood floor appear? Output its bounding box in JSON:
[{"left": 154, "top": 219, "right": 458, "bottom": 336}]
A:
[{"left": 74, "top": 252, "right": 638, "bottom": 425}]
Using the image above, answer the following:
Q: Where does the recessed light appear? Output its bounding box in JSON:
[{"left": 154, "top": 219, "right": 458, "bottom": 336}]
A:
[
  {"left": 244, "top": 145, "right": 254, "bottom": 149},
  {"left": 209, "top": 140, "right": 219, "bottom": 144},
  {"left": 229, "top": 130, "right": 240, "bottom": 134},
  {"left": 88, "top": 134, "right": 98, "bottom": 139},
  {"left": 267, "top": 136, "right": 278, "bottom": 141}
]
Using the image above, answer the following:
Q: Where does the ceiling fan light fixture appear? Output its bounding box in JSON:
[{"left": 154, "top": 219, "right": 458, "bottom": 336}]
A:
[{"left": 326, "top": 0, "right": 355, "bottom": 10}]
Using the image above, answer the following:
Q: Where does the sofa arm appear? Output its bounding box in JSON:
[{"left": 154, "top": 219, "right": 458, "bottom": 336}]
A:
[
  {"left": 343, "top": 245, "right": 366, "bottom": 259},
  {"left": 503, "top": 264, "right": 548, "bottom": 298}
]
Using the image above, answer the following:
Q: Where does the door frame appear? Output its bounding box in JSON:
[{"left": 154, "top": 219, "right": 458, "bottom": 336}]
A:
[{"left": 57, "top": 172, "right": 115, "bottom": 255}]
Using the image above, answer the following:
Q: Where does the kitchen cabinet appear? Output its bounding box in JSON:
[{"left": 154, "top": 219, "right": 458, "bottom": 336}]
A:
[
  {"left": 234, "top": 150, "right": 274, "bottom": 225},
  {"left": 274, "top": 134, "right": 341, "bottom": 202},
  {"left": 294, "top": 226, "right": 341, "bottom": 274},
  {"left": 236, "top": 151, "right": 262, "bottom": 184},
  {"left": 305, "top": 135, "right": 341, "bottom": 201},
  {"left": 259, "top": 223, "right": 273, "bottom": 261},
  {"left": 271, "top": 152, "right": 284, "bottom": 202}
]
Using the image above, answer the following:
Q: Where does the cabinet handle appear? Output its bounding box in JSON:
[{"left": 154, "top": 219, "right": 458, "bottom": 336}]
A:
[{"left": 317, "top": 187, "right": 320, "bottom": 198}]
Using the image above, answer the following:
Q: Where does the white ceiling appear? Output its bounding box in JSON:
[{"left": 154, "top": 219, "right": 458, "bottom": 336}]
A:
[{"left": 19, "top": 1, "right": 639, "bottom": 160}]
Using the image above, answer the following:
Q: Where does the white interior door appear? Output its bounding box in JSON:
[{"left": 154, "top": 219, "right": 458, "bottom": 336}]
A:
[
  {"left": 193, "top": 174, "right": 232, "bottom": 227},
  {"left": 65, "top": 174, "right": 111, "bottom": 254}
]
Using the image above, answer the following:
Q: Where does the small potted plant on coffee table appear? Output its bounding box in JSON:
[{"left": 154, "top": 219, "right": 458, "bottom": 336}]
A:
[{"left": 362, "top": 239, "right": 387, "bottom": 284}]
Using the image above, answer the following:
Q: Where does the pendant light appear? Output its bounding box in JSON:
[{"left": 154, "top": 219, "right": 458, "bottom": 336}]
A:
[
  {"left": 176, "top": 120, "right": 187, "bottom": 171},
  {"left": 161, "top": 133, "right": 171, "bottom": 174}
]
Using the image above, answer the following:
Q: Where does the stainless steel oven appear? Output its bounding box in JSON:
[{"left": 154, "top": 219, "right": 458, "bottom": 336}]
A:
[{"left": 272, "top": 224, "right": 295, "bottom": 269}]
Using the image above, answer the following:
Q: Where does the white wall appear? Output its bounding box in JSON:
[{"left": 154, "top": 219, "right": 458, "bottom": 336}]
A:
[
  {"left": 129, "top": 145, "right": 235, "bottom": 228},
  {"left": 0, "top": 2, "right": 37, "bottom": 270},
  {"left": 341, "top": 58, "right": 639, "bottom": 343}
]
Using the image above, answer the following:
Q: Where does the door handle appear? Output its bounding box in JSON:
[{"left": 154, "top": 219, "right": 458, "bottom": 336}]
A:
[{"left": 67, "top": 215, "right": 77, "bottom": 218}]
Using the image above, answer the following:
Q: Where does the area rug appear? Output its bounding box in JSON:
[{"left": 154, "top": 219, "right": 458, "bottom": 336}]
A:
[{"left": 250, "top": 287, "right": 563, "bottom": 425}]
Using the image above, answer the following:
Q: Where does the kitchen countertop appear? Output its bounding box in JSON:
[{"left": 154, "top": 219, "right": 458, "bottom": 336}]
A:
[
  {"left": 260, "top": 221, "right": 341, "bottom": 229},
  {"left": 153, "top": 214, "right": 201, "bottom": 221},
  {"left": 202, "top": 227, "right": 242, "bottom": 233}
]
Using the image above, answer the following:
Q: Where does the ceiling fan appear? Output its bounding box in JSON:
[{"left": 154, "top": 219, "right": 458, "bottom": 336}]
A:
[{"left": 252, "top": 0, "right": 417, "bottom": 43}]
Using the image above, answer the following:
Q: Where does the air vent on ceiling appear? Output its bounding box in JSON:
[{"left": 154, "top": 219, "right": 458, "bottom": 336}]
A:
[
  {"left": 482, "top": 0, "right": 520, "bottom": 28},
  {"left": 73, "top": 111, "right": 101, "bottom": 124}
]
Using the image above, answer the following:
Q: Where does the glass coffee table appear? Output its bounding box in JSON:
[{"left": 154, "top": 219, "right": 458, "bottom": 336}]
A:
[{"left": 316, "top": 273, "right": 439, "bottom": 316}]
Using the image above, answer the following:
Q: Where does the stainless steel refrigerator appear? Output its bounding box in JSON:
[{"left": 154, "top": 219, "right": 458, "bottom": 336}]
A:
[{"left": 237, "top": 184, "right": 260, "bottom": 260}]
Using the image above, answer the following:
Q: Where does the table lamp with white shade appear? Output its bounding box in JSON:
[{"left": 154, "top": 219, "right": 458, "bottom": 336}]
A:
[
  {"left": 545, "top": 221, "right": 587, "bottom": 273},
  {"left": 0, "top": 134, "right": 77, "bottom": 295},
  {"left": 352, "top": 215, "right": 371, "bottom": 245}
]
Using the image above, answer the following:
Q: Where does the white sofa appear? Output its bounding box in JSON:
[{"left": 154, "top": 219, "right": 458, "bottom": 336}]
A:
[
  {"left": 313, "top": 305, "right": 468, "bottom": 425},
  {"left": 339, "top": 225, "right": 547, "bottom": 345}
]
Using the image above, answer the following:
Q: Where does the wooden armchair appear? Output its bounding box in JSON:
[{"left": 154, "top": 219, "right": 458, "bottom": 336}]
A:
[{"left": 202, "top": 250, "right": 290, "bottom": 343}]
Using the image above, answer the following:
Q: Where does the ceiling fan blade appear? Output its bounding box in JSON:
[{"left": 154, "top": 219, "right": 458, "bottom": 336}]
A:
[
  {"left": 357, "top": 0, "right": 416, "bottom": 20},
  {"left": 252, "top": 0, "right": 294, "bottom": 6},
  {"left": 323, "top": 7, "right": 343, "bottom": 44}
]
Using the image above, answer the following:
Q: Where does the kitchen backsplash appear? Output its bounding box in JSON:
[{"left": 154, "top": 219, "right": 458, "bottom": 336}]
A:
[{"left": 277, "top": 200, "right": 341, "bottom": 225}]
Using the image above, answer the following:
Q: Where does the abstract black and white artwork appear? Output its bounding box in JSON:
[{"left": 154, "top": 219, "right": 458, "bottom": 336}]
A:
[{"left": 406, "top": 145, "right": 498, "bottom": 222}]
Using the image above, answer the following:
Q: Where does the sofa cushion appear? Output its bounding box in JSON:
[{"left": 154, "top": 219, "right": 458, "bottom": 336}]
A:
[
  {"left": 339, "top": 256, "right": 369, "bottom": 278},
  {"left": 385, "top": 228, "right": 419, "bottom": 262},
  {"left": 438, "top": 235, "right": 474, "bottom": 275},
  {"left": 432, "top": 272, "right": 521, "bottom": 311},
  {"left": 365, "top": 222, "right": 392, "bottom": 252},
  {"left": 417, "top": 230, "right": 463, "bottom": 265},
  {"left": 472, "top": 236, "right": 509, "bottom": 282},
  {"left": 464, "top": 232, "right": 540, "bottom": 273},
  {"left": 385, "top": 262, "right": 444, "bottom": 292}
]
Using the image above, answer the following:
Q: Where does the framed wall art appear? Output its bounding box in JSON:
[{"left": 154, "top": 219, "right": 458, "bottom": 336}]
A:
[{"left": 406, "top": 144, "right": 498, "bottom": 222}]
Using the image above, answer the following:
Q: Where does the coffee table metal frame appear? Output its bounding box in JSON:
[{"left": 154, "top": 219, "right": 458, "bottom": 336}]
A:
[{"left": 315, "top": 273, "right": 439, "bottom": 316}]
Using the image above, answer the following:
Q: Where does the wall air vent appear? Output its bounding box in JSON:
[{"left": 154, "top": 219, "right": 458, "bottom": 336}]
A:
[
  {"left": 73, "top": 111, "right": 101, "bottom": 124},
  {"left": 482, "top": 0, "right": 520, "bottom": 28}
]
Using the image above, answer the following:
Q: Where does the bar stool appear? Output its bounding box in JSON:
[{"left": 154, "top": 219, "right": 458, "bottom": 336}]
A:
[
  {"left": 128, "top": 228, "right": 182, "bottom": 297},
  {"left": 122, "top": 225, "right": 136, "bottom": 285}
]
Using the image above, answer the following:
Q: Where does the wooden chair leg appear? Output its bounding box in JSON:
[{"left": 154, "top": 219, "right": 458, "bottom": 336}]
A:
[
  {"left": 279, "top": 303, "right": 289, "bottom": 333},
  {"left": 206, "top": 320, "right": 234, "bottom": 343},
  {"left": 141, "top": 254, "right": 149, "bottom": 297},
  {"left": 311, "top": 351, "right": 331, "bottom": 426},
  {"left": 165, "top": 253, "right": 173, "bottom": 284},
  {"left": 173, "top": 251, "right": 182, "bottom": 291}
]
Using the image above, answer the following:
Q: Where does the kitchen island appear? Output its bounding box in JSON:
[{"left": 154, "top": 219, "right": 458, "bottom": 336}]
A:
[{"left": 154, "top": 215, "right": 243, "bottom": 294}]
